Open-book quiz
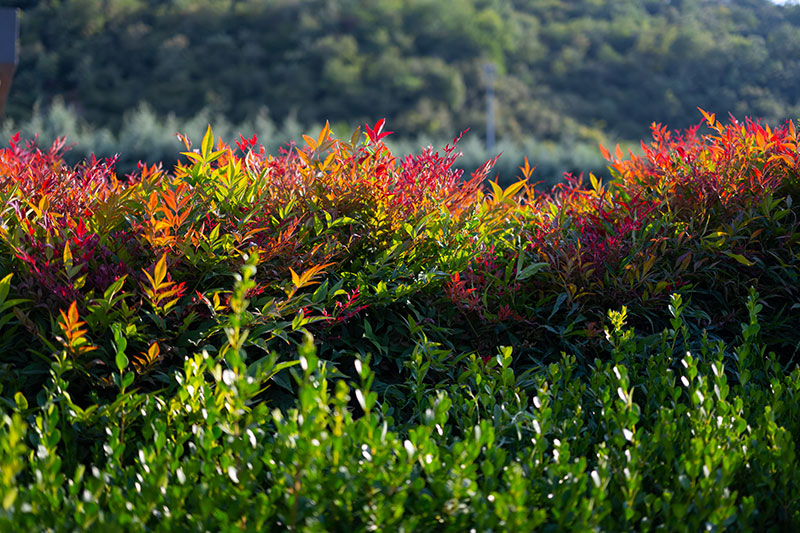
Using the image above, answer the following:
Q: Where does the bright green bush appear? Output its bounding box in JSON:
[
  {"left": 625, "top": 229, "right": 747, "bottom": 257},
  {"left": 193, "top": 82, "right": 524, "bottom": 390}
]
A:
[{"left": 1, "top": 266, "right": 799, "bottom": 530}]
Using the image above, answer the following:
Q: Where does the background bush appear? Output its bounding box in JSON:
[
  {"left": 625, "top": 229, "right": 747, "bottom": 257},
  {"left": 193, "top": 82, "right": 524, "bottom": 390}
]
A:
[{"left": 0, "top": 101, "right": 615, "bottom": 187}]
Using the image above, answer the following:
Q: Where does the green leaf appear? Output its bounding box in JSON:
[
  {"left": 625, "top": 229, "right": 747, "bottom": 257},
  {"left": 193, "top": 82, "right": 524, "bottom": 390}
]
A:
[
  {"left": 271, "top": 370, "right": 294, "bottom": 392},
  {"left": 516, "top": 262, "right": 548, "bottom": 281},
  {"left": 0, "top": 273, "right": 11, "bottom": 303},
  {"left": 548, "top": 292, "right": 568, "bottom": 320},
  {"left": 14, "top": 391, "right": 27, "bottom": 411},
  {"left": 116, "top": 351, "right": 129, "bottom": 373},
  {"left": 723, "top": 252, "right": 753, "bottom": 266}
]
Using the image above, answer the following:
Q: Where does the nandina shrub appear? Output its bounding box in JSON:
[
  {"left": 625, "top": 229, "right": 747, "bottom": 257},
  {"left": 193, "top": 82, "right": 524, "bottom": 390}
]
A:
[
  {"left": 0, "top": 121, "right": 500, "bottom": 397},
  {"left": 602, "top": 114, "right": 800, "bottom": 351},
  {"left": 2, "top": 113, "right": 799, "bottom": 398},
  {"left": 440, "top": 113, "right": 800, "bottom": 362}
]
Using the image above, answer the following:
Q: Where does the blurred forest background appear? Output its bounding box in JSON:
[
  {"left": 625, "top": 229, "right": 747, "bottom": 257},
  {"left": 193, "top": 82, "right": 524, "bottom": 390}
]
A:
[{"left": 2, "top": 0, "right": 800, "bottom": 186}]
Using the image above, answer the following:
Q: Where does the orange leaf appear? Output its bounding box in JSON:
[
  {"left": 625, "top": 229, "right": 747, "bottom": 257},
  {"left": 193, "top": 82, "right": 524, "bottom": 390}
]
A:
[
  {"left": 133, "top": 342, "right": 161, "bottom": 374},
  {"left": 162, "top": 190, "right": 178, "bottom": 214},
  {"left": 302, "top": 134, "right": 317, "bottom": 151},
  {"left": 698, "top": 107, "right": 716, "bottom": 128},
  {"left": 148, "top": 342, "right": 160, "bottom": 359},
  {"left": 148, "top": 191, "right": 159, "bottom": 212},
  {"left": 321, "top": 151, "right": 336, "bottom": 171},
  {"left": 317, "top": 121, "right": 331, "bottom": 148},
  {"left": 519, "top": 157, "right": 535, "bottom": 180},
  {"left": 297, "top": 150, "right": 312, "bottom": 166},
  {"left": 153, "top": 220, "right": 173, "bottom": 233},
  {"left": 290, "top": 263, "right": 333, "bottom": 289}
]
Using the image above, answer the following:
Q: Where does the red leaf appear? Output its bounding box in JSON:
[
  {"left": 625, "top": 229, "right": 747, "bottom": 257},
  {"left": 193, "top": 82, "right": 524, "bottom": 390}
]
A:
[
  {"left": 365, "top": 119, "right": 393, "bottom": 143},
  {"left": 74, "top": 217, "right": 87, "bottom": 238},
  {"left": 236, "top": 134, "right": 258, "bottom": 153}
]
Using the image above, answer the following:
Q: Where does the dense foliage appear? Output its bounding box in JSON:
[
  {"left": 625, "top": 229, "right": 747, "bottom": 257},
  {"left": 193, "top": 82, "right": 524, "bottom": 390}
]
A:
[
  {"left": 0, "top": 113, "right": 799, "bottom": 529},
  {"left": 6, "top": 0, "right": 800, "bottom": 142}
]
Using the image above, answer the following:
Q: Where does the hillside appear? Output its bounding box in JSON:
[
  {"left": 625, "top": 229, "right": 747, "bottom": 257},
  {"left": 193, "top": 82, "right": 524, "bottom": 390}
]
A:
[{"left": 5, "top": 0, "right": 800, "bottom": 144}]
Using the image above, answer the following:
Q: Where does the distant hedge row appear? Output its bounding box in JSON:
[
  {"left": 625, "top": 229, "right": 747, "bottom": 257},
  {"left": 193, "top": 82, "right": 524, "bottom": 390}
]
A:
[{"left": 0, "top": 101, "right": 613, "bottom": 185}]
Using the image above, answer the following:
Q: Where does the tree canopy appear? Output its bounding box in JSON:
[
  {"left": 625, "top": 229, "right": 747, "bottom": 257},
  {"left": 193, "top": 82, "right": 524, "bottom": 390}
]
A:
[{"left": 5, "top": 0, "right": 800, "bottom": 142}]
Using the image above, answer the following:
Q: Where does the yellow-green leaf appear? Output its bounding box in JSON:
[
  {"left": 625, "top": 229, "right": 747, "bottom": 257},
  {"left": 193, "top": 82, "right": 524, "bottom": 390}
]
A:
[
  {"left": 489, "top": 180, "right": 503, "bottom": 201},
  {"left": 724, "top": 252, "right": 753, "bottom": 266},
  {"left": 14, "top": 391, "right": 27, "bottom": 411},
  {"left": 154, "top": 254, "right": 168, "bottom": 286},
  {"left": 63, "top": 240, "right": 73, "bottom": 270},
  {"left": 181, "top": 151, "right": 204, "bottom": 164},
  {"left": 0, "top": 273, "right": 11, "bottom": 303},
  {"left": 503, "top": 180, "right": 527, "bottom": 200},
  {"left": 201, "top": 125, "right": 214, "bottom": 158}
]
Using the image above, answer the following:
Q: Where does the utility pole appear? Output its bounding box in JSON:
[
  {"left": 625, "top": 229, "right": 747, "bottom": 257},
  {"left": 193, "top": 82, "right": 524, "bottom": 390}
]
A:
[
  {"left": 482, "top": 62, "right": 496, "bottom": 153},
  {"left": 0, "top": 8, "right": 20, "bottom": 121}
]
